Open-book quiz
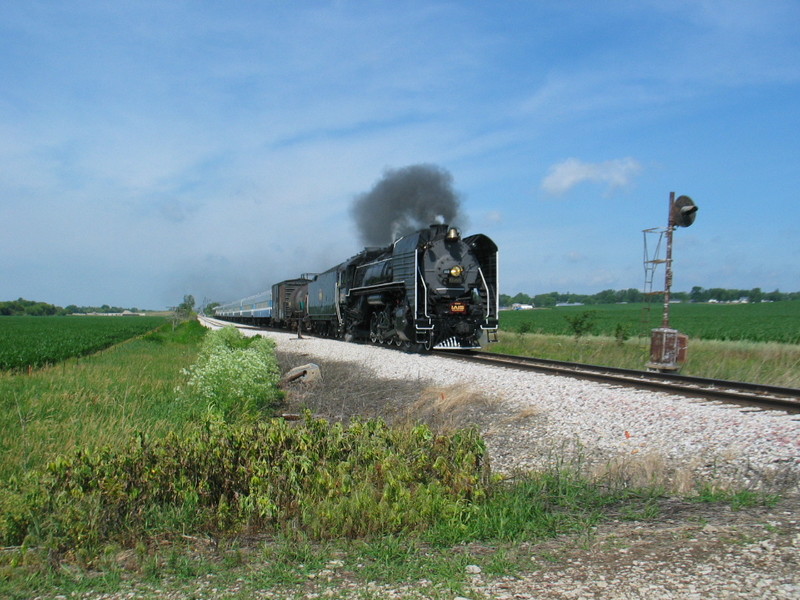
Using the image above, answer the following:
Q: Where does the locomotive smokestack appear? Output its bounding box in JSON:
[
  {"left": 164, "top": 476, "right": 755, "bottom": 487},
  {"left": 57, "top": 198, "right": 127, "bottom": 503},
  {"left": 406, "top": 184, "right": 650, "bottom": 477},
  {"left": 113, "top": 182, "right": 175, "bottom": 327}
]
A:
[{"left": 351, "top": 164, "right": 466, "bottom": 246}]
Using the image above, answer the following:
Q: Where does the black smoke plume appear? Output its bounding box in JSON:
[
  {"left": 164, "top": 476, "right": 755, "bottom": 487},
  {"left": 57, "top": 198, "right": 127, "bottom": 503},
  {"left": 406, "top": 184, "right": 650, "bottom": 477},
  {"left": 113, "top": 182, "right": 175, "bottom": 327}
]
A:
[{"left": 351, "top": 164, "right": 466, "bottom": 246}]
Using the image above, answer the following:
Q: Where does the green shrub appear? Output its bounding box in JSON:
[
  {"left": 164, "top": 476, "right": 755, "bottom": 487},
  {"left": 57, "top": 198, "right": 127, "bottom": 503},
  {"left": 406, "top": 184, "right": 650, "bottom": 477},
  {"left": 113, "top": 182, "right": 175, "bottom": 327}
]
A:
[
  {"left": 614, "top": 322, "right": 630, "bottom": 345},
  {"left": 181, "top": 327, "right": 282, "bottom": 420},
  {"left": 171, "top": 319, "right": 207, "bottom": 344},
  {"left": 516, "top": 321, "right": 532, "bottom": 335},
  {"left": 0, "top": 415, "right": 489, "bottom": 556},
  {"left": 564, "top": 310, "right": 596, "bottom": 340}
]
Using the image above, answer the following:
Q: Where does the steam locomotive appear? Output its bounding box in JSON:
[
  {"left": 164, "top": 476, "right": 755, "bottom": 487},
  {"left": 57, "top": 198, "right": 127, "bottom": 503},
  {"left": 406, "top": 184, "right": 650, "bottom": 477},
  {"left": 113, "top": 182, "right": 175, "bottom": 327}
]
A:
[{"left": 215, "top": 224, "right": 499, "bottom": 350}]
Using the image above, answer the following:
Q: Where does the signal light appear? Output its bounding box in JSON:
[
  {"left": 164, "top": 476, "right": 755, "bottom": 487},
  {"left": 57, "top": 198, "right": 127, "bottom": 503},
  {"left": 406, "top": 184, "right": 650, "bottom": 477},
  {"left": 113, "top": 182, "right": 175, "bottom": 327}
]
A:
[{"left": 671, "top": 195, "right": 698, "bottom": 228}]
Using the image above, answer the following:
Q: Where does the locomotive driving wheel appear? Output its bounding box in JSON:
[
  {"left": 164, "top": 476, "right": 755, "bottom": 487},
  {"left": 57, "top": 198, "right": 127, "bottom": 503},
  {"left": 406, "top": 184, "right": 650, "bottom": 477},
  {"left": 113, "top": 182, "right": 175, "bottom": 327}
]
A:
[{"left": 369, "top": 313, "right": 379, "bottom": 343}]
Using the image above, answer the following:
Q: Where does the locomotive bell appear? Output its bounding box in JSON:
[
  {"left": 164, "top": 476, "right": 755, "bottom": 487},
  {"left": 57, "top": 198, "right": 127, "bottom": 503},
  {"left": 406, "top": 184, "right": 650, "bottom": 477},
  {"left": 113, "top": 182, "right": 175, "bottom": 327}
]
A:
[{"left": 446, "top": 227, "right": 461, "bottom": 241}]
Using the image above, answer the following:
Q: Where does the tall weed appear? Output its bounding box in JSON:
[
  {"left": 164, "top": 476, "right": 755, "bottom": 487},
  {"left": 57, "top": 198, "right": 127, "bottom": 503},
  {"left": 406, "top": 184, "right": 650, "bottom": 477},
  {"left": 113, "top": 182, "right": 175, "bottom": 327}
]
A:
[
  {"left": 0, "top": 415, "right": 489, "bottom": 555},
  {"left": 491, "top": 332, "right": 800, "bottom": 387},
  {"left": 180, "top": 326, "right": 283, "bottom": 421}
]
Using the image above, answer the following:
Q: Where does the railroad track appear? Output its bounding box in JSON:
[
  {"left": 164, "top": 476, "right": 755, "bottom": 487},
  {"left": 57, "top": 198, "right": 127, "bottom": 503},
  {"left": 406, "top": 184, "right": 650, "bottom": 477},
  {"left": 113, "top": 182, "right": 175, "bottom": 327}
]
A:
[
  {"left": 200, "top": 316, "right": 800, "bottom": 414},
  {"left": 437, "top": 350, "right": 800, "bottom": 413}
]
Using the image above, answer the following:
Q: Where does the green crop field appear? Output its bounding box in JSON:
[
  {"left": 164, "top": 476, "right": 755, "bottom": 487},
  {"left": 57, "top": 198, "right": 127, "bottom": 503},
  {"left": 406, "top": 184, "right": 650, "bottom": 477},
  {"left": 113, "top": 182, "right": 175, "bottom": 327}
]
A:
[
  {"left": 499, "top": 301, "right": 800, "bottom": 345},
  {"left": 0, "top": 316, "right": 167, "bottom": 370}
]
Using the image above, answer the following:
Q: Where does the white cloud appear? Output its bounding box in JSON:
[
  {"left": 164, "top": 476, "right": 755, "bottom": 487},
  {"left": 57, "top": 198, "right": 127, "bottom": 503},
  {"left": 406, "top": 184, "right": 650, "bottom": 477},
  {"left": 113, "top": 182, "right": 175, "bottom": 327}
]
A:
[
  {"left": 541, "top": 157, "right": 643, "bottom": 196},
  {"left": 564, "top": 251, "right": 586, "bottom": 263},
  {"left": 484, "top": 210, "right": 503, "bottom": 223},
  {"left": 1, "top": 3, "right": 797, "bottom": 307}
]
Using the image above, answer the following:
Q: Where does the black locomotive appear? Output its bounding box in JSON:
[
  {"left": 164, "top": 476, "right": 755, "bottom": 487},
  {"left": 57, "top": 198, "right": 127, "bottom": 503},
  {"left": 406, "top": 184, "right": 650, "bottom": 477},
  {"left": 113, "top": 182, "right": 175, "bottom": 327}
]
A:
[{"left": 216, "top": 224, "right": 499, "bottom": 350}]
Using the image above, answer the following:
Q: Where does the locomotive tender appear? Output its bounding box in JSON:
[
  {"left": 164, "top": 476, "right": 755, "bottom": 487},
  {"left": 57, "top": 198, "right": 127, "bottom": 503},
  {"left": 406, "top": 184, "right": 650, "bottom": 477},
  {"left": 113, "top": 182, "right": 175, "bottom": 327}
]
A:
[{"left": 215, "top": 224, "right": 499, "bottom": 350}]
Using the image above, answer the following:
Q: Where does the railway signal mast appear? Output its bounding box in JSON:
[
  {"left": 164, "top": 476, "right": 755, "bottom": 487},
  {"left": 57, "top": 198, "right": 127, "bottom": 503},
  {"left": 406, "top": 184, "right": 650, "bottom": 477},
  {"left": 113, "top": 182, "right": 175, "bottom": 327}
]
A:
[{"left": 643, "top": 192, "right": 698, "bottom": 371}]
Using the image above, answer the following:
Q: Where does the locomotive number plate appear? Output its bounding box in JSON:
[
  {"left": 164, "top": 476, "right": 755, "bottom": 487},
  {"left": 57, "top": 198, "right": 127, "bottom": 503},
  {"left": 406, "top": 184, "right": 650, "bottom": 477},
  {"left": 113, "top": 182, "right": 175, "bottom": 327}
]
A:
[{"left": 450, "top": 302, "right": 467, "bottom": 313}]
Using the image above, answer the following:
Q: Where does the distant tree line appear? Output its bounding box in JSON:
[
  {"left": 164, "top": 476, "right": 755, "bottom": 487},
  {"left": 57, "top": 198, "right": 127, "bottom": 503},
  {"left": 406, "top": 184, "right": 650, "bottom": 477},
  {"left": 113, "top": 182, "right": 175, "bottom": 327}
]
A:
[
  {"left": 500, "top": 287, "right": 800, "bottom": 308},
  {"left": 0, "top": 298, "right": 142, "bottom": 316}
]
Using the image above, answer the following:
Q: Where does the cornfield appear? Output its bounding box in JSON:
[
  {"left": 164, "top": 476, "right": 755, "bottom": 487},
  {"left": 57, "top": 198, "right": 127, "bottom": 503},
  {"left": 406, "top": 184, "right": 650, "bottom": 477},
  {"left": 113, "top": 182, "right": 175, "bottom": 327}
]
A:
[
  {"left": 500, "top": 301, "right": 800, "bottom": 344},
  {"left": 0, "top": 316, "right": 166, "bottom": 370}
]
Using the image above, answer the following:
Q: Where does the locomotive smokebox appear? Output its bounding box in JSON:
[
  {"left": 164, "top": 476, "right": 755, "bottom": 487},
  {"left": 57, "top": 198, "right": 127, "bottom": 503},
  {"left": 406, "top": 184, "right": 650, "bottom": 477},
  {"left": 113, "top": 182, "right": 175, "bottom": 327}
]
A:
[{"left": 646, "top": 328, "right": 688, "bottom": 372}]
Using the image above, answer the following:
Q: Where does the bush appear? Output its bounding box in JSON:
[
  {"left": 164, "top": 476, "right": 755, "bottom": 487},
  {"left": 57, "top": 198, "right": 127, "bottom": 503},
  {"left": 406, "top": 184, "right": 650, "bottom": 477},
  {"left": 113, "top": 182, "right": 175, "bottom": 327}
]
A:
[
  {"left": 181, "top": 327, "right": 283, "bottom": 420},
  {"left": 0, "top": 415, "right": 489, "bottom": 554},
  {"left": 614, "top": 323, "right": 630, "bottom": 346},
  {"left": 564, "top": 310, "right": 596, "bottom": 340},
  {"left": 516, "top": 321, "right": 532, "bottom": 335}
]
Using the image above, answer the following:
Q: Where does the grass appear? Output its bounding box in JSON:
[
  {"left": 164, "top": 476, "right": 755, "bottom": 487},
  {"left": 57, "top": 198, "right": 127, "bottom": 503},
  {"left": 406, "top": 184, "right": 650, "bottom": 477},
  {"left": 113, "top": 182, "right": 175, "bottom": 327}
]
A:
[
  {"left": 690, "top": 484, "right": 781, "bottom": 510},
  {"left": 0, "top": 465, "right": 667, "bottom": 599},
  {"left": 489, "top": 331, "right": 800, "bottom": 388},
  {"left": 0, "top": 320, "right": 792, "bottom": 599},
  {"left": 0, "top": 320, "right": 207, "bottom": 482},
  {"left": 2, "top": 465, "right": 781, "bottom": 600}
]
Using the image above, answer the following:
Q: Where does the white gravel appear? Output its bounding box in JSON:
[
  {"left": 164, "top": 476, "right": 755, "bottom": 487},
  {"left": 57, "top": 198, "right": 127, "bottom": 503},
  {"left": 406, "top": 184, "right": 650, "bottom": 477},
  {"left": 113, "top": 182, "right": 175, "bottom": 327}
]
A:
[{"left": 223, "top": 323, "right": 800, "bottom": 494}]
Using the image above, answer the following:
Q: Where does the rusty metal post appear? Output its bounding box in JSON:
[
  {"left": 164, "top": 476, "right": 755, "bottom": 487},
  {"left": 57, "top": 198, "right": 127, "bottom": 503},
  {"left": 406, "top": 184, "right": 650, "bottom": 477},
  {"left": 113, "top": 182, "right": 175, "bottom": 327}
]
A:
[
  {"left": 646, "top": 191, "right": 697, "bottom": 372},
  {"left": 648, "top": 192, "right": 679, "bottom": 371},
  {"left": 662, "top": 191, "right": 675, "bottom": 328}
]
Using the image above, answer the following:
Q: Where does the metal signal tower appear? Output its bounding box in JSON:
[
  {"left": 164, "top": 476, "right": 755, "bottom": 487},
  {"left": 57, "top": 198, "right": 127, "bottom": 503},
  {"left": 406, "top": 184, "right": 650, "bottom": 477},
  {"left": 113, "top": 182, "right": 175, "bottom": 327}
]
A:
[{"left": 643, "top": 192, "right": 698, "bottom": 371}]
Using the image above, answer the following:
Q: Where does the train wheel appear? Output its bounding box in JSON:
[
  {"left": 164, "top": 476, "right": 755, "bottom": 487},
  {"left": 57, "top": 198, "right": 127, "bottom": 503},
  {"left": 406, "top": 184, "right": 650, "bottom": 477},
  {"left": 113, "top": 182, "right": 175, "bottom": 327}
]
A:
[
  {"left": 420, "top": 334, "right": 433, "bottom": 352},
  {"left": 369, "top": 314, "right": 378, "bottom": 343}
]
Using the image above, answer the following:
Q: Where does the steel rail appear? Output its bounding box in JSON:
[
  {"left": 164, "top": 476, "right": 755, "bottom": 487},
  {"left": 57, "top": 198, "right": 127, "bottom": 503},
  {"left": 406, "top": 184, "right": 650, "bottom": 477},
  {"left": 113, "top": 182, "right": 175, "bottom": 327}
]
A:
[
  {"left": 435, "top": 350, "right": 800, "bottom": 413},
  {"left": 199, "top": 316, "right": 800, "bottom": 413}
]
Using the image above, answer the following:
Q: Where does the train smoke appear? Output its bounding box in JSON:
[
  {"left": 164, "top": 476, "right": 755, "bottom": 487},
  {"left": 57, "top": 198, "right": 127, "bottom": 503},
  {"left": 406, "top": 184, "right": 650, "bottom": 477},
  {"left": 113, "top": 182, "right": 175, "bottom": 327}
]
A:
[{"left": 351, "top": 164, "right": 466, "bottom": 246}]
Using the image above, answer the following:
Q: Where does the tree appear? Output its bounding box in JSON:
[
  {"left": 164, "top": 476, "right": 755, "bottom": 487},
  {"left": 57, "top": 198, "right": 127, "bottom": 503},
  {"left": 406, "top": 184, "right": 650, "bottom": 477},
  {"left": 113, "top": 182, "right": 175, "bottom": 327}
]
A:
[
  {"left": 511, "top": 292, "right": 534, "bottom": 305},
  {"left": 172, "top": 294, "right": 196, "bottom": 329},
  {"left": 564, "top": 310, "right": 596, "bottom": 340},
  {"left": 495, "top": 286, "right": 798, "bottom": 308},
  {"left": 594, "top": 289, "right": 617, "bottom": 305},
  {"left": 533, "top": 292, "right": 558, "bottom": 307},
  {"left": 178, "top": 295, "right": 195, "bottom": 313}
]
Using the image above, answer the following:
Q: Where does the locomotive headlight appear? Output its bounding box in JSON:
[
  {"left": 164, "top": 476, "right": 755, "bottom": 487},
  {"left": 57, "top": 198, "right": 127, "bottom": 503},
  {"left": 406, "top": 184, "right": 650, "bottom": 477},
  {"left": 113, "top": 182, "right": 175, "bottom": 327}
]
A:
[{"left": 449, "top": 265, "right": 464, "bottom": 277}]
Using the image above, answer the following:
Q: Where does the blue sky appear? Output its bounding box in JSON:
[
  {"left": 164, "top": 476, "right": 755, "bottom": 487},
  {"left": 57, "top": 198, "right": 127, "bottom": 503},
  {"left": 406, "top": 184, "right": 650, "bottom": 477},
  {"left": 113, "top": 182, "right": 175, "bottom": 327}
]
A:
[{"left": 2, "top": 1, "right": 798, "bottom": 309}]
